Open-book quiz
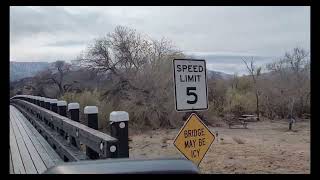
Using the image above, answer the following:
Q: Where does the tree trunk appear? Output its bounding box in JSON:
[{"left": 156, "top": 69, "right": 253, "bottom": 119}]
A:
[
  {"left": 58, "top": 84, "right": 64, "bottom": 96},
  {"left": 255, "top": 90, "right": 260, "bottom": 121}
]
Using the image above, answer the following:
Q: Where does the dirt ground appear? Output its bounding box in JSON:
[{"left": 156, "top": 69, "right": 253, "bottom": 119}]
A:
[{"left": 128, "top": 119, "right": 310, "bottom": 174}]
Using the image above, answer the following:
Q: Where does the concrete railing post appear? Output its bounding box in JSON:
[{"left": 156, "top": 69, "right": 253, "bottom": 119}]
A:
[
  {"left": 57, "top": 101, "right": 67, "bottom": 117},
  {"left": 84, "top": 106, "right": 99, "bottom": 160},
  {"left": 109, "top": 111, "right": 129, "bottom": 158}
]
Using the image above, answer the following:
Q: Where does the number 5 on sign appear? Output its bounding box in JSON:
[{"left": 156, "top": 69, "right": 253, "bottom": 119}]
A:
[{"left": 173, "top": 59, "right": 208, "bottom": 111}]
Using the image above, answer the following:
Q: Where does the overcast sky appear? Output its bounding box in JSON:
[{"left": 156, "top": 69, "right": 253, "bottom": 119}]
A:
[{"left": 10, "top": 6, "right": 310, "bottom": 74}]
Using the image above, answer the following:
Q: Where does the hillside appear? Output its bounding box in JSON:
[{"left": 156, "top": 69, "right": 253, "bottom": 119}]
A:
[
  {"left": 10, "top": 60, "right": 233, "bottom": 82},
  {"left": 207, "top": 70, "right": 233, "bottom": 80}
]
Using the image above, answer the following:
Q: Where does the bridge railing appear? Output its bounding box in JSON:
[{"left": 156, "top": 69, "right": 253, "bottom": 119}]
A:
[
  {"left": 10, "top": 95, "right": 200, "bottom": 174},
  {"left": 10, "top": 95, "right": 129, "bottom": 162}
]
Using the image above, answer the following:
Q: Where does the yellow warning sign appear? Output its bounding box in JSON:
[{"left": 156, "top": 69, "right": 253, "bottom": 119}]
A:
[{"left": 173, "top": 113, "right": 215, "bottom": 166}]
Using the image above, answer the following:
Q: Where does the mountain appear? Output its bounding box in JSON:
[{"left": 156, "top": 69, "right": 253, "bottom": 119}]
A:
[
  {"left": 10, "top": 61, "right": 50, "bottom": 82},
  {"left": 185, "top": 52, "right": 275, "bottom": 75},
  {"left": 207, "top": 70, "right": 233, "bottom": 80}
]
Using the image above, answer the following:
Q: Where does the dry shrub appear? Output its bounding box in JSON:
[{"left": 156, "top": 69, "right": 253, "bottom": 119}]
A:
[
  {"left": 225, "top": 88, "right": 256, "bottom": 116},
  {"left": 76, "top": 25, "right": 191, "bottom": 131},
  {"left": 60, "top": 89, "right": 112, "bottom": 132},
  {"left": 111, "top": 55, "right": 185, "bottom": 130}
]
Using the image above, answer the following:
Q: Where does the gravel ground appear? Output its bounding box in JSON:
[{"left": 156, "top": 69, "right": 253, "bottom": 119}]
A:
[{"left": 128, "top": 119, "right": 310, "bottom": 174}]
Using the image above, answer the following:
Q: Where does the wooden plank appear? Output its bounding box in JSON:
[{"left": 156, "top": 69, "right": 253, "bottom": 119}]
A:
[
  {"left": 16, "top": 111, "right": 56, "bottom": 169},
  {"left": 12, "top": 108, "right": 45, "bottom": 173},
  {"left": 10, "top": 109, "right": 38, "bottom": 174},
  {"left": 10, "top": 147, "right": 14, "bottom": 174},
  {"left": 23, "top": 100, "right": 117, "bottom": 140},
  {"left": 11, "top": 108, "right": 48, "bottom": 173},
  {"left": 12, "top": 106, "right": 63, "bottom": 166},
  {"left": 17, "top": 106, "right": 84, "bottom": 162},
  {"left": 10, "top": 114, "right": 25, "bottom": 174},
  {"left": 14, "top": 102, "right": 97, "bottom": 160},
  {"left": 23, "top": 119, "right": 63, "bottom": 165},
  {"left": 13, "top": 100, "right": 118, "bottom": 159},
  {"left": 27, "top": 111, "right": 86, "bottom": 161}
]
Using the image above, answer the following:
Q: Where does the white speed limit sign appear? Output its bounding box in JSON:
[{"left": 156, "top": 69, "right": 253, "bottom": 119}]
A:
[{"left": 173, "top": 59, "right": 208, "bottom": 111}]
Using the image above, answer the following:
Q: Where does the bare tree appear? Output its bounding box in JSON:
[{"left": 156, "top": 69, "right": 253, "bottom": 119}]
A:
[
  {"left": 265, "top": 47, "right": 310, "bottom": 118},
  {"left": 36, "top": 60, "right": 75, "bottom": 97},
  {"left": 231, "top": 73, "right": 239, "bottom": 90},
  {"left": 77, "top": 25, "right": 185, "bottom": 129},
  {"left": 78, "top": 26, "right": 181, "bottom": 103},
  {"left": 242, "top": 58, "right": 261, "bottom": 120}
]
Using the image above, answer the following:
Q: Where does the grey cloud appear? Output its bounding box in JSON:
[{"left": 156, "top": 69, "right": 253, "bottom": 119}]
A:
[
  {"left": 45, "top": 39, "right": 88, "bottom": 47},
  {"left": 132, "top": 6, "right": 310, "bottom": 56},
  {"left": 10, "top": 6, "right": 310, "bottom": 74},
  {"left": 10, "top": 6, "right": 113, "bottom": 43},
  {"left": 190, "top": 53, "right": 276, "bottom": 75}
]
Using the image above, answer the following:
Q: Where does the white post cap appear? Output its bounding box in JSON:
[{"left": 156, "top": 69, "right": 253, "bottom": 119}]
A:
[
  {"left": 68, "top": 103, "right": 80, "bottom": 111},
  {"left": 84, "top": 106, "right": 98, "bottom": 114},
  {"left": 109, "top": 111, "right": 129, "bottom": 122},
  {"left": 49, "top": 99, "right": 58, "bottom": 104},
  {"left": 57, "top": 100, "right": 67, "bottom": 106},
  {"left": 43, "top": 98, "right": 51, "bottom": 102}
]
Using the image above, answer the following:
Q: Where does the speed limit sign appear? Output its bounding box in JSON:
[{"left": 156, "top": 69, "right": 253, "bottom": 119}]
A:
[{"left": 173, "top": 59, "right": 208, "bottom": 111}]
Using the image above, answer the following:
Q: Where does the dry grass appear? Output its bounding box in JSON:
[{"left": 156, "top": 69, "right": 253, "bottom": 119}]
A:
[
  {"left": 60, "top": 89, "right": 113, "bottom": 131},
  {"left": 129, "top": 120, "right": 310, "bottom": 174}
]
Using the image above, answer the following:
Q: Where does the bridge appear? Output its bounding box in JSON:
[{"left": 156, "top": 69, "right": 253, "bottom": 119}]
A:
[{"left": 9, "top": 95, "right": 199, "bottom": 174}]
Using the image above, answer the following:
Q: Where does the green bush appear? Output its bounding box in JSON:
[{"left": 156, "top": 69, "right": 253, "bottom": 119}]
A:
[{"left": 224, "top": 88, "right": 256, "bottom": 116}]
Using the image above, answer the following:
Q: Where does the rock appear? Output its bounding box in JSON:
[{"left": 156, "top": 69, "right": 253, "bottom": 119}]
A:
[{"left": 161, "top": 144, "right": 167, "bottom": 148}]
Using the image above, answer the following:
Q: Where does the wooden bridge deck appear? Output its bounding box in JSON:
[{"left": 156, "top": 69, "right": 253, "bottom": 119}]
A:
[{"left": 10, "top": 105, "right": 63, "bottom": 174}]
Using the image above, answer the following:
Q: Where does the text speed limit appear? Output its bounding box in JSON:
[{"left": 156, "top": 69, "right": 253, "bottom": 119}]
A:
[{"left": 173, "top": 59, "right": 208, "bottom": 111}]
